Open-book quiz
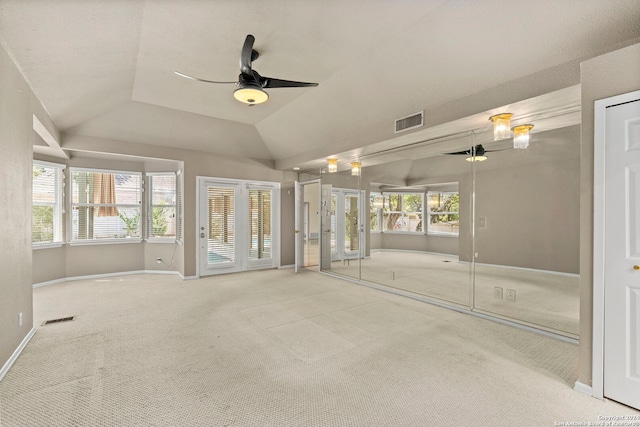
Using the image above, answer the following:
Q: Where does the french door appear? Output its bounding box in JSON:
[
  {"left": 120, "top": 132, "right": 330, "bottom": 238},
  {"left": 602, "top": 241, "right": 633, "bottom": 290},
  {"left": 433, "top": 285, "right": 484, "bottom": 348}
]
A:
[
  {"left": 198, "top": 177, "right": 279, "bottom": 277},
  {"left": 330, "top": 188, "right": 365, "bottom": 261}
]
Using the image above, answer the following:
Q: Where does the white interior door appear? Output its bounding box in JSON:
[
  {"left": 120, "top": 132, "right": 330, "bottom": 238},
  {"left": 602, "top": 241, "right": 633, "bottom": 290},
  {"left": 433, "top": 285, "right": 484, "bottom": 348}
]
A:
[{"left": 603, "top": 98, "right": 640, "bottom": 410}]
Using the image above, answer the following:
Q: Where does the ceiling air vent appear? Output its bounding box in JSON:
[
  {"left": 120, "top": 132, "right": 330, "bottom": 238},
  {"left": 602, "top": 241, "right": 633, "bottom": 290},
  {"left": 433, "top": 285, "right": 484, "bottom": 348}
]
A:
[{"left": 395, "top": 111, "right": 424, "bottom": 133}]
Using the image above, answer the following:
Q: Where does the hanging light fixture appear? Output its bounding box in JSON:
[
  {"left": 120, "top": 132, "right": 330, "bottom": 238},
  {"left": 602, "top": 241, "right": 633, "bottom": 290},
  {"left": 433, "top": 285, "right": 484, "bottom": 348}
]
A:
[
  {"left": 512, "top": 124, "right": 534, "bottom": 149},
  {"left": 327, "top": 158, "right": 338, "bottom": 173},
  {"left": 351, "top": 161, "right": 361, "bottom": 176},
  {"left": 489, "top": 113, "right": 513, "bottom": 141}
]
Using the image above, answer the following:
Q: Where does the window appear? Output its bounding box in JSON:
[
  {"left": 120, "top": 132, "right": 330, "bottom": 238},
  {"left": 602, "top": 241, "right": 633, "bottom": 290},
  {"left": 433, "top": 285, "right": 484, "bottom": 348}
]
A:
[
  {"left": 382, "top": 193, "right": 423, "bottom": 232},
  {"left": 427, "top": 191, "right": 459, "bottom": 235},
  {"left": 32, "top": 161, "right": 65, "bottom": 245},
  {"left": 148, "top": 173, "right": 177, "bottom": 240},
  {"left": 370, "top": 192, "right": 383, "bottom": 232},
  {"left": 70, "top": 168, "right": 142, "bottom": 242},
  {"left": 248, "top": 188, "right": 272, "bottom": 260}
]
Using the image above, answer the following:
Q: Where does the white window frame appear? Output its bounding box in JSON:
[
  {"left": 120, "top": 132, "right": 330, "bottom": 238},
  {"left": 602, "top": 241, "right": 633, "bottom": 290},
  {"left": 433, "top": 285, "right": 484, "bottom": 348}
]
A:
[
  {"left": 69, "top": 167, "right": 143, "bottom": 245},
  {"left": 32, "top": 160, "right": 65, "bottom": 248},
  {"left": 426, "top": 190, "right": 459, "bottom": 237},
  {"left": 370, "top": 192, "right": 383, "bottom": 233},
  {"left": 147, "top": 172, "right": 178, "bottom": 243},
  {"left": 382, "top": 192, "right": 424, "bottom": 234}
]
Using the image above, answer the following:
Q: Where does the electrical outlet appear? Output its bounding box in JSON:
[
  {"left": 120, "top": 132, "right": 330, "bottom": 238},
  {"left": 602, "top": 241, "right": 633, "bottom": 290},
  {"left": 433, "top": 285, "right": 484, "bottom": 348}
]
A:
[
  {"left": 494, "top": 287, "right": 503, "bottom": 300},
  {"left": 19, "top": 312, "right": 22, "bottom": 327},
  {"left": 506, "top": 289, "right": 516, "bottom": 303},
  {"left": 478, "top": 216, "right": 487, "bottom": 229}
]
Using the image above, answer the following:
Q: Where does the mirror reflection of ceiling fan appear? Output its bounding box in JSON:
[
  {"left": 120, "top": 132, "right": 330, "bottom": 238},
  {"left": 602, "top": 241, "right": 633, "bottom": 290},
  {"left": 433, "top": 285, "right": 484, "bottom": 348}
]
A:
[
  {"left": 445, "top": 144, "right": 510, "bottom": 162},
  {"left": 175, "top": 34, "right": 318, "bottom": 105}
]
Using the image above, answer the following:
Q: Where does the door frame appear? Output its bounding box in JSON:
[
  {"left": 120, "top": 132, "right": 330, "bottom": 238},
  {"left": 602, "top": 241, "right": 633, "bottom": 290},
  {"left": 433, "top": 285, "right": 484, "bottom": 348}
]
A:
[
  {"left": 294, "top": 179, "right": 320, "bottom": 273},
  {"left": 196, "top": 176, "right": 280, "bottom": 278},
  {"left": 592, "top": 89, "right": 640, "bottom": 400}
]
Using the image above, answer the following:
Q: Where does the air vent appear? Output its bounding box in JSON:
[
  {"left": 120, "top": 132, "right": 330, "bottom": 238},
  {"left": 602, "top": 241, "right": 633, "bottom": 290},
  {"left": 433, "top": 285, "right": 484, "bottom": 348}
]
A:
[
  {"left": 395, "top": 111, "right": 424, "bottom": 133},
  {"left": 42, "top": 316, "right": 75, "bottom": 326}
]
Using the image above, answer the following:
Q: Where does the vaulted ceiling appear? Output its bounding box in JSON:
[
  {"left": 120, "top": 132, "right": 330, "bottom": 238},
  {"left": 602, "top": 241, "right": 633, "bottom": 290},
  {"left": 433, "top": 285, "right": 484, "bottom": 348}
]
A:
[{"left": 1, "top": 0, "right": 639, "bottom": 170}]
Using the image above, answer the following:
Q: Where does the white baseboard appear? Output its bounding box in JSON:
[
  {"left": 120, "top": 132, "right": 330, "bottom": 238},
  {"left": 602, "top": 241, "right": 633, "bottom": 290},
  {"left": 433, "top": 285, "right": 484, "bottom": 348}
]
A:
[
  {"left": 279, "top": 264, "right": 294, "bottom": 269},
  {"left": 0, "top": 328, "right": 36, "bottom": 382},
  {"left": 573, "top": 381, "right": 593, "bottom": 397},
  {"left": 34, "top": 270, "right": 186, "bottom": 288}
]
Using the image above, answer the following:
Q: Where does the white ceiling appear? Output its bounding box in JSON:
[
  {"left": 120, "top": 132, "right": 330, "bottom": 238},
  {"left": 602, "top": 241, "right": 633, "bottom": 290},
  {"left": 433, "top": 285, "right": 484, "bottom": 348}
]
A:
[{"left": 2, "top": 0, "right": 639, "bottom": 168}]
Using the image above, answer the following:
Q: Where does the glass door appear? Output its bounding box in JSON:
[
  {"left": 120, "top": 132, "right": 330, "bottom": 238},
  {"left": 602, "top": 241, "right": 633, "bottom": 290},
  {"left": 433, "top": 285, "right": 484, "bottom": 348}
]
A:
[{"left": 198, "top": 178, "right": 279, "bottom": 277}]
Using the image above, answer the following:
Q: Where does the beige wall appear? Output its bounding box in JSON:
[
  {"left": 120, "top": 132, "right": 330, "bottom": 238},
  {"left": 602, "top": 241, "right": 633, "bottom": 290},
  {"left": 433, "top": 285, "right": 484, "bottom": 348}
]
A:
[
  {"left": 579, "top": 43, "right": 640, "bottom": 387},
  {"left": 34, "top": 135, "right": 296, "bottom": 283},
  {"left": 0, "top": 44, "right": 35, "bottom": 370}
]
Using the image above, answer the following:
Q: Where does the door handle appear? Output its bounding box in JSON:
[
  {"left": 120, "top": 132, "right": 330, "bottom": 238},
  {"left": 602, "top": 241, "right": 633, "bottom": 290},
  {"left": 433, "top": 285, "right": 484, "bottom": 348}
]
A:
[
  {"left": 634, "top": 265, "right": 640, "bottom": 270},
  {"left": 201, "top": 233, "right": 205, "bottom": 238},
  {"left": 295, "top": 230, "right": 300, "bottom": 234}
]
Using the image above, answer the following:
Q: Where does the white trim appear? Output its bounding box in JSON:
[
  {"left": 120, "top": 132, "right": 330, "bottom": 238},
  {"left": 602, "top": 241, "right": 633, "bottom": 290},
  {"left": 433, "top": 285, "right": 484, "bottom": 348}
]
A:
[
  {"left": 68, "top": 239, "right": 143, "bottom": 246},
  {"left": 0, "top": 328, "right": 36, "bottom": 382},
  {"left": 592, "top": 89, "right": 640, "bottom": 401},
  {"left": 33, "top": 270, "right": 184, "bottom": 288},
  {"left": 33, "top": 242, "right": 64, "bottom": 250},
  {"left": 573, "top": 381, "right": 594, "bottom": 397},
  {"left": 473, "top": 261, "right": 579, "bottom": 278},
  {"left": 279, "top": 264, "right": 295, "bottom": 269}
]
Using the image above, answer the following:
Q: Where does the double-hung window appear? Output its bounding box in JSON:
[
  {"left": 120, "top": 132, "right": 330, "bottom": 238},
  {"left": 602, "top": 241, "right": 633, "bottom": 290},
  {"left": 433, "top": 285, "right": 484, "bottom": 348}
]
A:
[
  {"left": 70, "top": 168, "right": 142, "bottom": 242},
  {"left": 427, "top": 191, "right": 459, "bottom": 236},
  {"left": 147, "top": 173, "right": 177, "bottom": 241},
  {"left": 32, "top": 161, "right": 65, "bottom": 246},
  {"left": 382, "top": 193, "right": 423, "bottom": 232}
]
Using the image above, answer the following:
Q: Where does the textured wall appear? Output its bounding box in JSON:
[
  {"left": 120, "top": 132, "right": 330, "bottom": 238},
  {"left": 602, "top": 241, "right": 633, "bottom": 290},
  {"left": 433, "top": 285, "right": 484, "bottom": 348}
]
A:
[{"left": 0, "top": 44, "right": 34, "bottom": 371}]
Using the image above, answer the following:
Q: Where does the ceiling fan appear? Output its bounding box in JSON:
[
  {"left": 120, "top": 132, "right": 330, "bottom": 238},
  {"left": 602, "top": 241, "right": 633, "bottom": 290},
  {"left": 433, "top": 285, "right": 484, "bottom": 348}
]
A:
[
  {"left": 445, "top": 144, "right": 510, "bottom": 162},
  {"left": 175, "top": 34, "right": 318, "bottom": 105}
]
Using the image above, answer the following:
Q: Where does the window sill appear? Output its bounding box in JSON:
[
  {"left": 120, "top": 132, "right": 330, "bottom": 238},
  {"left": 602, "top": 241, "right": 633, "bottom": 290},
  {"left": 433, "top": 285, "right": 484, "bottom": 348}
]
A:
[
  {"left": 33, "top": 242, "right": 64, "bottom": 250},
  {"left": 146, "top": 238, "right": 178, "bottom": 244},
  {"left": 69, "top": 238, "right": 143, "bottom": 246},
  {"left": 426, "top": 232, "right": 459, "bottom": 238}
]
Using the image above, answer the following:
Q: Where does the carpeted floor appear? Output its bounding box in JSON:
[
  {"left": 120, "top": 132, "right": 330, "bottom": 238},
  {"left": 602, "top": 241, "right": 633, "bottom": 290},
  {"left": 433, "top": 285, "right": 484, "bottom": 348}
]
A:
[{"left": 0, "top": 269, "right": 636, "bottom": 426}]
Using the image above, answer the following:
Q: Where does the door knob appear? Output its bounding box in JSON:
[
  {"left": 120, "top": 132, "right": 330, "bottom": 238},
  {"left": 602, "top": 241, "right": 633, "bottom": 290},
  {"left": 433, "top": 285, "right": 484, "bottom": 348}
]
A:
[
  {"left": 634, "top": 265, "right": 640, "bottom": 270},
  {"left": 294, "top": 230, "right": 300, "bottom": 234},
  {"left": 200, "top": 233, "right": 205, "bottom": 238}
]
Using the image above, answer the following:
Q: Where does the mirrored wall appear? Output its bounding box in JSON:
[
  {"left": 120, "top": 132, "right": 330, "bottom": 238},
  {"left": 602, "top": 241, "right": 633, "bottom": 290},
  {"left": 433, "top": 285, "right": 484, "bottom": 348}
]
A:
[{"left": 316, "top": 124, "right": 580, "bottom": 338}]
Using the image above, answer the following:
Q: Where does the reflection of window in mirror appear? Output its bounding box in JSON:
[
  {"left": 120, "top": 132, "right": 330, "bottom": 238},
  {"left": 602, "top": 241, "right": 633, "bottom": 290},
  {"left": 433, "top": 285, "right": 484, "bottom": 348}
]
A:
[
  {"left": 427, "top": 191, "right": 459, "bottom": 236},
  {"left": 370, "top": 193, "right": 424, "bottom": 233}
]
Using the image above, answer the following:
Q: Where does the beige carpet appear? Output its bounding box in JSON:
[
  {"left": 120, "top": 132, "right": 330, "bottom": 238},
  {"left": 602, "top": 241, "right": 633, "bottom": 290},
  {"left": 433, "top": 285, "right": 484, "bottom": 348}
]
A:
[{"left": 0, "top": 269, "right": 636, "bottom": 426}]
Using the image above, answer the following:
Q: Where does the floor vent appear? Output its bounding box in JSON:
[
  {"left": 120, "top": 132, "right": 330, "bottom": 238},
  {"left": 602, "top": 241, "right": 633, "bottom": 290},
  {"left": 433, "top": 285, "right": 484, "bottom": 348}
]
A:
[
  {"left": 394, "top": 111, "right": 423, "bottom": 133},
  {"left": 442, "top": 260, "right": 451, "bottom": 263},
  {"left": 42, "top": 316, "right": 75, "bottom": 326}
]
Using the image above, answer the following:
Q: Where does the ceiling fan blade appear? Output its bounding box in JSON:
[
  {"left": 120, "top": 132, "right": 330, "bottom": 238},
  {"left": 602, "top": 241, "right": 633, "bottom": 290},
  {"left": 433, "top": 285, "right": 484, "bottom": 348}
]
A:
[
  {"left": 240, "top": 34, "right": 256, "bottom": 75},
  {"left": 174, "top": 71, "right": 236, "bottom": 84},
  {"left": 261, "top": 77, "right": 319, "bottom": 88}
]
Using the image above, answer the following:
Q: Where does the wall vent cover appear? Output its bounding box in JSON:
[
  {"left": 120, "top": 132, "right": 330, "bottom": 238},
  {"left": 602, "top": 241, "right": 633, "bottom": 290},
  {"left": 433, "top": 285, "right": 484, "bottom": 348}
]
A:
[
  {"left": 42, "top": 316, "right": 75, "bottom": 326},
  {"left": 395, "top": 111, "right": 424, "bottom": 133}
]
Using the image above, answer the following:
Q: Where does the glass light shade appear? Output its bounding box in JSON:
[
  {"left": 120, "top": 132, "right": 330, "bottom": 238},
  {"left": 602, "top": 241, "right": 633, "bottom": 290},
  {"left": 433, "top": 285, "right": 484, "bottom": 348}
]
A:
[
  {"left": 512, "top": 124, "right": 534, "bottom": 149},
  {"left": 351, "top": 161, "right": 361, "bottom": 176},
  {"left": 489, "top": 113, "right": 513, "bottom": 141},
  {"left": 327, "top": 158, "right": 338, "bottom": 173},
  {"left": 466, "top": 155, "right": 488, "bottom": 162},
  {"left": 233, "top": 85, "right": 269, "bottom": 104}
]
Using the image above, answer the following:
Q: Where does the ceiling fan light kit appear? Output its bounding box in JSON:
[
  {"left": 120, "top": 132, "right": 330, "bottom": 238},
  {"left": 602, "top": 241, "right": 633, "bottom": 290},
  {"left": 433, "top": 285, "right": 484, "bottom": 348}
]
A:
[
  {"left": 234, "top": 83, "right": 268, "bottom": 104},
  {"left": 327, "top": 158, "right": 338, "bottom": 173}
]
